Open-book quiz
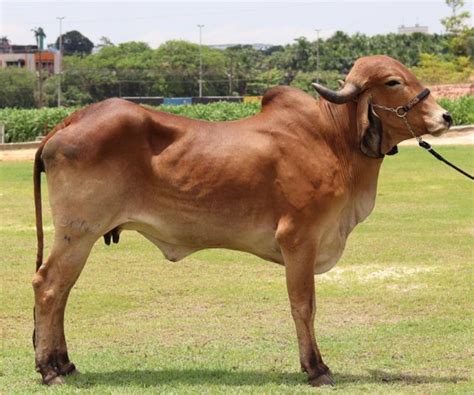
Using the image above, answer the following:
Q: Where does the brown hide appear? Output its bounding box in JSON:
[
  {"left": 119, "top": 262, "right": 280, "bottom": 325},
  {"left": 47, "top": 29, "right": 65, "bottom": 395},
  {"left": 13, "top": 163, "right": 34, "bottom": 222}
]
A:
[{"left": 32, "top": 55, "right": 451, "bottom": 387}]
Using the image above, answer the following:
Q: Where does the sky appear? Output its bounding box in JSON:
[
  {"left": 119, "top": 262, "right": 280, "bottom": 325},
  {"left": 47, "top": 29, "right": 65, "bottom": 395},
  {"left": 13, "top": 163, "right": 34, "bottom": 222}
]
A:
[{"left": 0, "top": 0, "right": 472, "bottom": 48}]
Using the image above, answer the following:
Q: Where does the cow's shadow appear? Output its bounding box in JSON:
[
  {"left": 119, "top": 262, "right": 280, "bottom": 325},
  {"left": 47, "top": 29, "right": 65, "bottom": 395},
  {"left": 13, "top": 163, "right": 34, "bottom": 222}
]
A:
[{"left": 69, "top": 368, "right": 467, "bottom": 388}]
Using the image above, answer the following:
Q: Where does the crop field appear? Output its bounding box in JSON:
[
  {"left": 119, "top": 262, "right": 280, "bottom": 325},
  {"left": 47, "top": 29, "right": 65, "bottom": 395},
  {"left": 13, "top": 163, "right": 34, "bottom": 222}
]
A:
[{"left": 0, "top": 146, "right": 473, "bottom": 394}]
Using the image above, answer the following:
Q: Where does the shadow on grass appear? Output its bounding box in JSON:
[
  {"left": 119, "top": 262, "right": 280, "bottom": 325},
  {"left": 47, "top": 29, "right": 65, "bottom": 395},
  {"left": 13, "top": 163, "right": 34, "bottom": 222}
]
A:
[{"left": 69, "top": 368, "right": 468, "bottom": 388}]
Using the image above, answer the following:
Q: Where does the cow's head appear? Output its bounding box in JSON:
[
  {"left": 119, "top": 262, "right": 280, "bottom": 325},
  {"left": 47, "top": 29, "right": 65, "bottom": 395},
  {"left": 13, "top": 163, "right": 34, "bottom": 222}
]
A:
[{"left": 312, "top": 55, "right": 452, "bottom": 158}]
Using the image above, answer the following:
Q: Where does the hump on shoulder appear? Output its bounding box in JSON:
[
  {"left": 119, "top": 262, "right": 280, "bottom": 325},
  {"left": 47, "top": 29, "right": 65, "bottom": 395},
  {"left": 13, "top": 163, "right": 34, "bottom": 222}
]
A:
[{"left": 261, "top": 86, "right": 317, "bottom": 112}]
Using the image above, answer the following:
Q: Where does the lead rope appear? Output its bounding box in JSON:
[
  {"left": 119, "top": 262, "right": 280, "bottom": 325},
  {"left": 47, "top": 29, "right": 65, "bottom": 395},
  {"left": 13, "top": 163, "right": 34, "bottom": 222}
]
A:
[
  {"left": 372, "top": 93, "right": 474, "bottom": 181},
  {"left": 402, "top": 116, "right": 474, "bottom": 181}
]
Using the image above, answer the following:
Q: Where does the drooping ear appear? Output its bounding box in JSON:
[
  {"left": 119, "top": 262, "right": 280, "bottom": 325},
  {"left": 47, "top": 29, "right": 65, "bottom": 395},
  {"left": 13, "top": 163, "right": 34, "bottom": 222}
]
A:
[{"left": 357, "top": 93, "right": 384, "bottom": 158}]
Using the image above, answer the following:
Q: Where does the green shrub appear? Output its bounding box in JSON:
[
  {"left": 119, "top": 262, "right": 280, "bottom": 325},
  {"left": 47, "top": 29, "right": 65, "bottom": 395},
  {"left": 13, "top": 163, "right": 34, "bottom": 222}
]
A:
[
  {"left": 412, "top": 54, "right": 473, "bottom": 84},
  {"left": 155, "top": 102, "right": 260, "bottom": 122},
  {"left": 0, "top": 97, "right": 471, "bottom": 143},
  {"left": 0, "top": 107, "right": 75, "bottom": 143},
  {"left": 438, "top": 95, "right": 474, "bottom": 125},
  {"left": 0, "top": 102, "right": 260, "bottom": 143}
]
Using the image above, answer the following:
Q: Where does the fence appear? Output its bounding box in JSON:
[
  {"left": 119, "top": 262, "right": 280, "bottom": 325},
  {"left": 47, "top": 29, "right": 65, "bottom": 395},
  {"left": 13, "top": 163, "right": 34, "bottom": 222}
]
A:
[{"left": 123, "top": 95, "right": 262, "bottom": 106}]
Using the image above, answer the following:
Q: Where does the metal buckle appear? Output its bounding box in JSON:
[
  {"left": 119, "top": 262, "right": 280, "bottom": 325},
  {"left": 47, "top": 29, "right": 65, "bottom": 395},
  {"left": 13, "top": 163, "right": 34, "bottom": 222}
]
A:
[{"left": 395, "top": 106, "right": 407, "bottom": 117}]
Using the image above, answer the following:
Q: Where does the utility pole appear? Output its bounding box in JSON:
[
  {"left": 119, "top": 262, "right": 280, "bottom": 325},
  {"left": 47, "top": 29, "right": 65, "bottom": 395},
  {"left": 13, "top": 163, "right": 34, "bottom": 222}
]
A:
[
  {"left": 32, "top": 27, "right": 46, "bottom": 108},
  {"left": 56, "top": 16, "right": 65, "bottom": 107},
  {"left": 227, "top": 54, "right": 234, "bottom": 96},
  {"left": 315, "top": 29, "right": 321, "bottom": 84},
  {"left": 38, "top": 48, "right": 43, "bottom": 108},
  {"left": 197, "top": 24, "right": 204, "bottom": 97}
]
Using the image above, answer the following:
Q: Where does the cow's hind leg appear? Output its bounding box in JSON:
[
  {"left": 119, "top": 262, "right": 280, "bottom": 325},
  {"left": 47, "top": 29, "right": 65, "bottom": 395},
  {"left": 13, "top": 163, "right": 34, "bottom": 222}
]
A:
[
  {"left": 281, "top": 240, "right": 333, "bottom": 387},
  {"left": 33, "top": 234, "right": 96, "bottom": 385}
]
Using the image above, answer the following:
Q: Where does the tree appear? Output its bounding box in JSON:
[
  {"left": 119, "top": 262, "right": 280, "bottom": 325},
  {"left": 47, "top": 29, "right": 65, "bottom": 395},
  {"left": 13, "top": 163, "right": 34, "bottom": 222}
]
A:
[
  {"left": 0, "top": 36, "right": 11, "bottom": 52},
  {"left": 27, "top": 30, "right": 467, "bottom": 107},
  {"left": 97, "top": 36, "right": 114, "bottom": 49},
  {"left": 55, "top": 30, "right": 94, "bottom": 56},
  {"left": 154, "top": 40, "right": 227, "bottom": 96},
  {"left": 441, "top": 1, "right": 472, "bottom": 56},
  {"left": 32, "top": 27, "right": 46, "bottom": 50},
  {"left": 458, "top": 28, "right": 474, "bottom": 57},
  {"left": 0, "top": 68, "right": 36, "bottom": 108},
  {"left": 290, "top": 70, "right": 342, "bottom": 93},
  {"left": 441, "top": 0, "right": 471, "bottom": 35},
  {"left": 225, "top": 45, "right": 264, "bottom": 95}
]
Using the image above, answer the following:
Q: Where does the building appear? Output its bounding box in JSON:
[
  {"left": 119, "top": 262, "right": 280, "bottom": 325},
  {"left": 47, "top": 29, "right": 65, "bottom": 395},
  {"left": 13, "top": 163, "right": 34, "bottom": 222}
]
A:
[
  {"left": 209, "top": 43, "right": 274, "bottom": 51},
  {"left": 398, "top": 24, "right": 429, "bottom": 35},
  {"left": 0, "top": 41, "right": 60, "bottom": 74}
]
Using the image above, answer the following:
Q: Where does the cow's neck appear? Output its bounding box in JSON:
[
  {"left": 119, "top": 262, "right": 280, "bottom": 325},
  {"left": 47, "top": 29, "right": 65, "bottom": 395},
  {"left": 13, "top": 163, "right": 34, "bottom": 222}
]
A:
[
  {"left": 316, "top": 100, "right": 359, "bottom": 160},
  {"left": 317, "top": 100, "right": 383, "bottom": 224}
]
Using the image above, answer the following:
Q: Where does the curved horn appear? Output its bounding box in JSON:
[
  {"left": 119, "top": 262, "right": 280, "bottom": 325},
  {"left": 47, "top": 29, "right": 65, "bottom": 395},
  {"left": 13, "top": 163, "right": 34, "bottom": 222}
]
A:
[{"left": 311, "top": 82, "right": 361, "bottom": 104}]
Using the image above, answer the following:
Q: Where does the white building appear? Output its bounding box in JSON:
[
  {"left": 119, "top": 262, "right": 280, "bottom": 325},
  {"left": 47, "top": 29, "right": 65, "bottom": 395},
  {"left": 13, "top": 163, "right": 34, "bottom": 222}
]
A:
[{"left": 398, "top": 24, "right": 429, "bottom": 35}]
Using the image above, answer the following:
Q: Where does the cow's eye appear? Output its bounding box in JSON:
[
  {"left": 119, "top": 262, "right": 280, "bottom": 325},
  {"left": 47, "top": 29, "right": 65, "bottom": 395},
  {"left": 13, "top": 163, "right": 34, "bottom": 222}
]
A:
[{"left": 386, "top": 80, "right": 401, "bottom": 87}]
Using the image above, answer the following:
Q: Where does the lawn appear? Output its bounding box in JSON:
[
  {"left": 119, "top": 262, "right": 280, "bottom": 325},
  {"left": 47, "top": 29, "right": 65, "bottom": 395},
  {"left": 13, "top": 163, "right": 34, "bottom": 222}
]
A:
[{"left": 0, "top": 146, "right": 473, "bottom": 394}]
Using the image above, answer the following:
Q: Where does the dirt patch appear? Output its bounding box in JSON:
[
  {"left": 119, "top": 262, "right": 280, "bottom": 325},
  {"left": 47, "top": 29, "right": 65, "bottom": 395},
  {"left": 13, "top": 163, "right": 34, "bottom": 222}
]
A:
[
  {"left": 320, "top": 265, "right": 434, "bottom": 283},
  {"left": 400, "top": 130, "right": 474, "bottom": 146},
  {"left": 0, "top": 148, "right": 37, "bottom": 161},
  {"left": 427, "top": 83, "right": 473, "bottom": 99}
]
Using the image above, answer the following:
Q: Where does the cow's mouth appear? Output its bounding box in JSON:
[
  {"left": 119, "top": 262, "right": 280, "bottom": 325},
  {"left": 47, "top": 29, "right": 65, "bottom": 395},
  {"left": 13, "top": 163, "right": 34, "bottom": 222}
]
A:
[{"left": 429, "top": 126, "right": 449, "bottom": 137}]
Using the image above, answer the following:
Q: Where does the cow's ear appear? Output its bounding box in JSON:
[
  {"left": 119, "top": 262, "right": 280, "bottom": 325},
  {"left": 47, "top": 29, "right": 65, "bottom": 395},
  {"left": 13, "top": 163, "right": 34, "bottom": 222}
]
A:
[{"left": 357, "top": 93, "right": 384, "bottom": 158}]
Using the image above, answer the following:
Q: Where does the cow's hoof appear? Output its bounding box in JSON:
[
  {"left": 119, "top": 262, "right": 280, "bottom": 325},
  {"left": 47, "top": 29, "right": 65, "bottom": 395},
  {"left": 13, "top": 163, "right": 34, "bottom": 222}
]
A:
[
  {"left": 59, "top": 361, "right": 77, "bottom": 376},
  {"left": 43, "top": 374, "right": 65, "bottom": 385},
  {"left": 69, "top": 368, "right": 81, "bottom": 376},
  {"left": 309, "top": 372, "right": 335, "bottom": 387}
]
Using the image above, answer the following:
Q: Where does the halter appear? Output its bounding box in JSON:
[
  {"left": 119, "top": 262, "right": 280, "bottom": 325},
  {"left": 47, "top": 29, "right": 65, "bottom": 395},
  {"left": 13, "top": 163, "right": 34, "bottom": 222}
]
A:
[
  {"left": 372, "top": 88, "right": 431, "bottom": 142},
  {"left": 372, "top": 88, "right": 473, "bottom": 180}
]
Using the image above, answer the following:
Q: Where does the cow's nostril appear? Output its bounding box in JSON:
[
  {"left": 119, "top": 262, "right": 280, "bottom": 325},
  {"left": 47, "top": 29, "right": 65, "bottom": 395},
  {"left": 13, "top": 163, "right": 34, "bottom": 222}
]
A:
[{"left": 442, "top": 112, "right": 453, "bottom": 127}]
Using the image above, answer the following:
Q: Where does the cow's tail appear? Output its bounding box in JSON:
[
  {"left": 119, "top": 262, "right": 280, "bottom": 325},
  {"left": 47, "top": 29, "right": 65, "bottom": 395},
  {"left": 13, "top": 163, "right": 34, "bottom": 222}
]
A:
[
  {"left": 34, "top": 146, "right": 44, "bottom": 272},
  {"left": 33, "top": 111, "right": 77, "bottom": 271},
  {"left": 33, "top": 143, "right": 45, "bottom": 350}
]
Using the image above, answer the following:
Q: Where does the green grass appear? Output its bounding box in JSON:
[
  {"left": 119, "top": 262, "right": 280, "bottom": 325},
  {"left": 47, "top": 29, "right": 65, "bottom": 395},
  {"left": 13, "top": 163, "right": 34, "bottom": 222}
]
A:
[{"left": 0, "top": 146, "right": 473, "bottom": 394}]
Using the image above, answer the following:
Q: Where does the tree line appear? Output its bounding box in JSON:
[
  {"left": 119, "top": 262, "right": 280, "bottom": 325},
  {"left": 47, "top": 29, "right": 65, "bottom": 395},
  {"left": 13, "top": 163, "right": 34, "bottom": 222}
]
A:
[{"left": 0, "top": 0, "right": 472, "bottom": 109}]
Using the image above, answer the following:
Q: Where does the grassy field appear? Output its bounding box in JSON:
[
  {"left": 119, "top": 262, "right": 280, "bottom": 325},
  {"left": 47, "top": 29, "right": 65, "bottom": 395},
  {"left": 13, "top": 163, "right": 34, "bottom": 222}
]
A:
[{"left": 0, "top": 146, "right": 473, "bottom": 394}]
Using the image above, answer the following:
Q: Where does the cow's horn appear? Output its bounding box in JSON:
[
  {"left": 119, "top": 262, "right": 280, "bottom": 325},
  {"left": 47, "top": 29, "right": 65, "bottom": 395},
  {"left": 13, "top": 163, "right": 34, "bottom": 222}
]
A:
[{"left": 311, "top": 82, "right": 361, "bottom": 104}]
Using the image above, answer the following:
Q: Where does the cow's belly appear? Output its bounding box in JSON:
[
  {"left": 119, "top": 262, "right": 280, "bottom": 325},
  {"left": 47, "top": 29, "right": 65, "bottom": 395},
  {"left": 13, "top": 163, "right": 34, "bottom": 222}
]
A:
[
  {"left": 121, "top": 204, "right": 284, "bottom": 265},
  {"left": 120, "top": 200, "right": 362, "bottom": 273},
  {"left": 121, "top": 204, "right": 349, "bottom": 274}
]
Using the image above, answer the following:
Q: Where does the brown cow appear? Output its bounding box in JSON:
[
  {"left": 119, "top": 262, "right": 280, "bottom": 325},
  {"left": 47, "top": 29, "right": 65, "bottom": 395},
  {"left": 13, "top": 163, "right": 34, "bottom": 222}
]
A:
[{"left": 32, "top": 55, "right": 451, "bottom": 386}]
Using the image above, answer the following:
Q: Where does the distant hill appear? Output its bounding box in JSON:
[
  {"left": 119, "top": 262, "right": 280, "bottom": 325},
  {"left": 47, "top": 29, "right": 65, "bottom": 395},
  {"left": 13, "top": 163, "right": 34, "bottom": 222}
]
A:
[{"left": 208, "top": 43, "right": 274, "bottom": 50}]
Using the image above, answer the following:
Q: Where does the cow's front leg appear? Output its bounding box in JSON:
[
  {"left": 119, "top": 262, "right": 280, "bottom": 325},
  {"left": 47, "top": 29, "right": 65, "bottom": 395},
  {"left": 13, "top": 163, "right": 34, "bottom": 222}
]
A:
[{"left": 280, "top": 239, "right": 333, "bottom": 387}]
